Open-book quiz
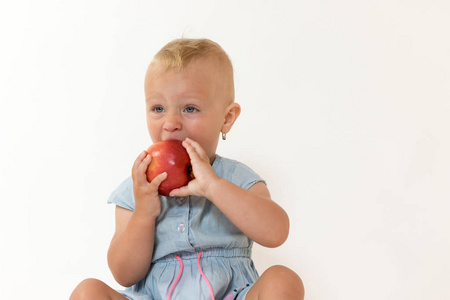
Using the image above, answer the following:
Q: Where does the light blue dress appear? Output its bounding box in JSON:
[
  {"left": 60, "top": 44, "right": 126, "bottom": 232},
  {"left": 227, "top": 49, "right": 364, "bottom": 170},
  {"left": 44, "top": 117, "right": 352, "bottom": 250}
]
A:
[{"left": 107, "top": 155, "right": 265, "bottom": 300}]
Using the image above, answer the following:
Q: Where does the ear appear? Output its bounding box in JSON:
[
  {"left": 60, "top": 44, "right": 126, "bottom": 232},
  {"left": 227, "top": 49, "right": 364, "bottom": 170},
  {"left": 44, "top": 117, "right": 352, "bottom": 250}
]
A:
[{"left": 221, "top": 102, "right": 241, "bottom": 135}]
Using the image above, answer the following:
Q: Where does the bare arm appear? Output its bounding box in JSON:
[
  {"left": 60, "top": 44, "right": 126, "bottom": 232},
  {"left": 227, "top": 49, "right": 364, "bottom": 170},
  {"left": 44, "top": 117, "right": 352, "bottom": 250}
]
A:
[
  {"left": 107, "top": 151, "right": 167, "bottom": 287},
  {"left": 170, "top": 138, "right": 289, "bottom": 248},
  {"left": 208, "top": 179, "right": 289, "bottom": 247}
]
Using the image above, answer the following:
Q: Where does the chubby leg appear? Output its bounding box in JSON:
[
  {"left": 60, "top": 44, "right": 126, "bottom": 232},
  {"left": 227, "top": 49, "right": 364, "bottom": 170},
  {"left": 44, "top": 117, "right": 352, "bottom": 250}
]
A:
[
  {"left": 245, "top": 265, "right": 304, "bottom": 300},
  {"left": 70, "top": 278, "right": 128, "bottom": 300}
]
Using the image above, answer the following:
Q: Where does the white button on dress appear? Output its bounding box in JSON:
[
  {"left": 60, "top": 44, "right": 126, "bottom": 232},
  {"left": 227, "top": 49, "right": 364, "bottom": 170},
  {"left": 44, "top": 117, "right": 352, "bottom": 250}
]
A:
[{"left": 178, "top": 223, "right": 186, "bottom": 233}]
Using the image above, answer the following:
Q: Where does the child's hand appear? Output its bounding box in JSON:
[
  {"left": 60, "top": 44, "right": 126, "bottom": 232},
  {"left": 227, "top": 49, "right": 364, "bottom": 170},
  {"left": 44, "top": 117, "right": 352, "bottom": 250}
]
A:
[
  {"left": 169, "top": 138, "right": 219, "bottom": 198},
  {"left": 132, "top": 151, "right": 167, "bottom": 218}
]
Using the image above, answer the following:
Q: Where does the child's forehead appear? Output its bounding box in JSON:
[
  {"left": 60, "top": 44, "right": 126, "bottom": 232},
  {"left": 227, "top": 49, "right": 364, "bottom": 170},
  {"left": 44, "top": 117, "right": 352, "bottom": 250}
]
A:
[
  {"left": 145, "top": 56, "right": 235, "bottom": 103},
  {"left": 147, "top": 57, "right": 229, "bottom": 85}
]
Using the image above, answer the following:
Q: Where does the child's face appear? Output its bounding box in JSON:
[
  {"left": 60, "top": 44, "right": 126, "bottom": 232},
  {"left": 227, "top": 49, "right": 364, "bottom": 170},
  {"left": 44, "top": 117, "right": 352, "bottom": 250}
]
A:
[{"left": 144, "top": 58, "right": 233, "bottom": 162}]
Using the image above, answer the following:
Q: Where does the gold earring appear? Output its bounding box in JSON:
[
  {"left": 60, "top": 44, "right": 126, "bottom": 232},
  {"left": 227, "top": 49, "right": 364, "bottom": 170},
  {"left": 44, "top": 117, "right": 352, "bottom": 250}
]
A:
[{"left": 222, "top": 132, "right": 227, "bottom": 140}]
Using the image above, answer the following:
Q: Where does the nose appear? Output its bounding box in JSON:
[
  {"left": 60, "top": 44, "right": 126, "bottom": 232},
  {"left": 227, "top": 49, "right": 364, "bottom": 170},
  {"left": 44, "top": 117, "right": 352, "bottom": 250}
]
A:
[{"left": 163, "top": 112, "right": 182, "bottom": 132}]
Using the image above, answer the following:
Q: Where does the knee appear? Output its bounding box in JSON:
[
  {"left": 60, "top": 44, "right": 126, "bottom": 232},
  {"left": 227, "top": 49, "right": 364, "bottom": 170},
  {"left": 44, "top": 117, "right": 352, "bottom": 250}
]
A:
[
  {"left": 70, "top": 278, "right": 108, "bottom": 300},
  {"left": 265, "top": 265, "right": 305, "bottom": 299}
]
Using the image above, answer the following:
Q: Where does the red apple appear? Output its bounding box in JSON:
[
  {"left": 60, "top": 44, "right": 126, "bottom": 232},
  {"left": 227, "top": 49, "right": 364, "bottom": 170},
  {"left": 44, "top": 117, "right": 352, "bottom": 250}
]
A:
[{"left": 145, "top": 139, "right": 192, "bottom": 196}]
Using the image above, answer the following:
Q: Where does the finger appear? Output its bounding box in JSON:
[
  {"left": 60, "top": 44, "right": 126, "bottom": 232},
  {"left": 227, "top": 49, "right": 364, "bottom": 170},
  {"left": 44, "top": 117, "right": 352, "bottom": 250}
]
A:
[
  {"left": 132, "top": 151, "right": 147, "bottom": 182},
  {"left": 169, "top": 185, "right": 191, "bottom": 198},
  {"left": 133, "top": 154, "right": 152, "bottom": 184},
  {"left": 182, "top": 139, "right": 199, "bottom": 160},
  {"left": 183, "top": 138, "right": 207, "bottom": 162},
  {"left": 132, "top": 151, "right": 148, "bottom": 173},
  {"left": 137, "top": 154, "right": 152, "bottom": 175},
  {"left": 185, "top": 138, "right": 208, "bottom": 161},
  {"left": 148, "top": 172, "right": 167, "bottom": 190}
]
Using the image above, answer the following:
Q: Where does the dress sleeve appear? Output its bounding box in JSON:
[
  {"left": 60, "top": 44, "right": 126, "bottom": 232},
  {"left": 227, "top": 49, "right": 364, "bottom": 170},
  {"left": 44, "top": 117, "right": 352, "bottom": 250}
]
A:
[
  {"left": 231, "top": 161, "right": 266, "bottom": 190},
  {"left": 107, "top": 176, "right": 135, "bottom": 211},
  {"left": 214, "top": 156, "right": 266, "bottom": 190}
]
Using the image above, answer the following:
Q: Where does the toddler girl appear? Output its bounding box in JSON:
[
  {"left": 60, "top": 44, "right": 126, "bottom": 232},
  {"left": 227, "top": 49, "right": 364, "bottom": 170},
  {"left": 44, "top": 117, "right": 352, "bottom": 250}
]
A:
[{"left": 71, "top": 38, "right": 304, "bottom": 300}]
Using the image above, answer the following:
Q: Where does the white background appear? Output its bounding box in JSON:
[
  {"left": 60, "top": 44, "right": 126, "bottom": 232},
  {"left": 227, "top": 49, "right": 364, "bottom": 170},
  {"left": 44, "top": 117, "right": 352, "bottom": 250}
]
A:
[{"left": 1, "top": 1, "right": 449, "bottom": 299}]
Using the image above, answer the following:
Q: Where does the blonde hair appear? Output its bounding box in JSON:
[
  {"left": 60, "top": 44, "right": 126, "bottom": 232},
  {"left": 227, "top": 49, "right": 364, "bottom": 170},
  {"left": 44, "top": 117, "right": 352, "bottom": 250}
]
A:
[{"left": 147, "top": 38, "right": 235, "bottom": 102}]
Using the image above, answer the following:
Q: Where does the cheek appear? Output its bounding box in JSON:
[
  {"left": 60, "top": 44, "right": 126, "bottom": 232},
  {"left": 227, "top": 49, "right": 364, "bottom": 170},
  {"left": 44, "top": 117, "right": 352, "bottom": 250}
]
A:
[
  {"left": 146, "top": 119, "right": 160, "bottom": 141},
  {"left": 189, "top": 119, "right": 221, "bottom": 139},
  {"left": 187, "top": 126, "right": 220, "bottom": 155}
]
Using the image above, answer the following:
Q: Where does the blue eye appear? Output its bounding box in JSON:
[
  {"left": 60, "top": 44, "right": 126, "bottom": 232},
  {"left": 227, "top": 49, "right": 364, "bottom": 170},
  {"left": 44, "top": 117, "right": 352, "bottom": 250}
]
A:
[
  {"left": 184, "top": 106, "right": 197, "bottom": 113},
  {"left": 153, "top": 106, "right": 164, "bottom": 113}
]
